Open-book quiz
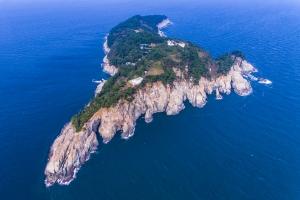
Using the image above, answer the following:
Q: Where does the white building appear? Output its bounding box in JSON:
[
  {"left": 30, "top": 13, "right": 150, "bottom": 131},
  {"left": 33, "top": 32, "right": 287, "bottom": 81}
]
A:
[
  {"left": 177, "top": 42, "right": 185, "bottom": 48},
  {"left": 167, "top": 40, "right": 185, "bottom": 48},
  {"left": 167, "top": 40, "right": 175, "bottom": 46}
]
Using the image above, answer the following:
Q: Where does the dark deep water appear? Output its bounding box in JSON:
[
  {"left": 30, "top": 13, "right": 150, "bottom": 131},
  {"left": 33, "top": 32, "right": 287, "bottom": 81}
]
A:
[{"left": 1, "top": 1, "right": 300, "bottom": 199}]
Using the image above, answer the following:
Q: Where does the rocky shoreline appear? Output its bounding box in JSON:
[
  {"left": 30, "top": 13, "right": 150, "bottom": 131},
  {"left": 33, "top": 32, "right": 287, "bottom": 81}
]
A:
[
  {"left": 44, "top": 56, "right": 256, "bottom": 186},
  {"left": 101, "top": 18, "right": 171, "bottom": 75},
  {"left": 157, "top": 18, "right": 172, "bottom": 37},
  {"left": 44, "top": 19, "right": 257, "bottom": 187},
  {"left": 102, "top": 55, "right": 118, "bottom": 76},
  {"left": 102, "top": 37, "right": 118, "bottom": 76},
  {"left": 103, "top": 36, "right": 110, "bottom": 54},
  {"left": 94, "top": 80, "right": 106, "bottom": 97},
  {"left": 44, "top": 121, "right": 99, "bottom": 186}
]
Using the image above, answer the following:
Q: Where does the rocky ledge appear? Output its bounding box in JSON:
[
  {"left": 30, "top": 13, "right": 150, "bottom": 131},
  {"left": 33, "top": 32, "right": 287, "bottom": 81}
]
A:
[{"left": 44, "top": 57, "right": 256, "bottom": 186}]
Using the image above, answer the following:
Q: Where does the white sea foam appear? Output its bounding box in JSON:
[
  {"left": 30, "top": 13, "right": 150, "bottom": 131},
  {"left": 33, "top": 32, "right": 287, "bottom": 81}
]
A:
[
  {"left": 128, "top": 128, "right": 135, "bottom": 137},
  {"left": 258, "top": 79, "right": 272, "bottom": 84},
  {"left": 45, "top": 180, "right": 53, "bottom": 187},
  {"left": 56, "top": 167, "right": 79, "bottom": 186},
  {"left": 92, "top": 79, "right": 102, "bottom": 83},
  {"left": 248, "top": 74, "right": 258, "bottom": 81},
  {"left": 103, "top": 35, "right": 110, "bottom": 54}
]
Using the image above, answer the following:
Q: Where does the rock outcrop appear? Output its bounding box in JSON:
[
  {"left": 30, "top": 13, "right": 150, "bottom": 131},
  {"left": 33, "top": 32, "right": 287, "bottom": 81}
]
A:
[
  {"left": 157, "top": 18, "right": 172, "bottom": 37},
  {"left": 103, "top": 38, "right": 110, "bottom": 54},
  {"left": 94, "top": 80, "right": 106, "bottom": 97},
  {"left": 44, "top": 58, "right": 256, "bottom": 186},
  {"left": 44, "top": 121, "right": 99, "bottom": 186},
  {"left": 102, "top": 55, "right": 118, "bottom": 76},
  {"left": 102, "top": 38, "right": 118, "bottom": 76}
]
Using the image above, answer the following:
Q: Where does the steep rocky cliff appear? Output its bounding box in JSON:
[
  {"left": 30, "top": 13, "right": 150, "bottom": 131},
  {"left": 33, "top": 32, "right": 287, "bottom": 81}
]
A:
[
  {"left": 45, "top": 121, "right": 99, "bottom": 186},
  {"left": 44, "top": 58, "right": 256, "bottom": 186}
]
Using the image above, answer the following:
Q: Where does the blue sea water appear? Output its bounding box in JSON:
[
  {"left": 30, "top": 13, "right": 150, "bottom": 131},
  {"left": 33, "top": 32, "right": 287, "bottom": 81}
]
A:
[{"left": 0, "top": 1, "right": 300, "bottom": 199}]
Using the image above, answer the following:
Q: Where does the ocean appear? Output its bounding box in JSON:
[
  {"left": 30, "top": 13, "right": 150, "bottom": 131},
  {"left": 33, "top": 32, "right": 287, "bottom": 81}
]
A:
[{"left": 0, "top": 1, "right": 300, "bottom": 199}]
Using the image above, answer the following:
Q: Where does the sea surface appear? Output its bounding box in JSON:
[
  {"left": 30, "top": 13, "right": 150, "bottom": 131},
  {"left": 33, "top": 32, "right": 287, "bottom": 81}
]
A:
[{"left": 1, "top": 1, "right": 300, "bottom": 199}]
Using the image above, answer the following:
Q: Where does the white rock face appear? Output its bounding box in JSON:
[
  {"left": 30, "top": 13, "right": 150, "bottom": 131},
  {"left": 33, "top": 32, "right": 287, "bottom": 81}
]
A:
[
  {"left": 157, "top": 19, "right": 172, "bottom": 37},
  {"left": 240, "top": 58, "right": 257, "bottom": 73},
  {"left": 102, "top": 36, "right": 118, "bottom": 76},
  {"left": 103, "top": 55, "right": 118, "bottom": 76},
  {"left": 103, "top": 37, "right": 110, "bottom": 54},
  {"left": 94, "top": 80, "right": 106, "bottom": 97},
  {"left": 45, "top": 59, "right": 256, "bottom": 186},
  {"left": 44, "top": 121, "right": 99, "bottom": 186},
  {"left": 157, "top": 19, "right": 172, "bottom": 29}
]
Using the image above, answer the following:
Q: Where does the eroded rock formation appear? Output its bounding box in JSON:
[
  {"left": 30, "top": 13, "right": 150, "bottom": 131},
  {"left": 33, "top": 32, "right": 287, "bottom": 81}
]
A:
[
  {"left": 45, "top": 121, "right": 99, "bottom": 186},
  {"left": 44, "top": 58, "right": 256, "bottom": 186}
]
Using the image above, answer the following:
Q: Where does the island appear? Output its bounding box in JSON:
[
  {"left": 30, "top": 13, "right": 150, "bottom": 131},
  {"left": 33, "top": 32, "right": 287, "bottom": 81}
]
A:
[{"left": 44, "top": 15, "right": 257, "bottom": 186}]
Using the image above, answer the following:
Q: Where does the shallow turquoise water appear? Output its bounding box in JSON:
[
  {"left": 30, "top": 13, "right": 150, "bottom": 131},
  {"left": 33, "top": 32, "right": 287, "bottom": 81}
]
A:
[{"left": 0, "top": 1, "right": 300, "bottom": 199}]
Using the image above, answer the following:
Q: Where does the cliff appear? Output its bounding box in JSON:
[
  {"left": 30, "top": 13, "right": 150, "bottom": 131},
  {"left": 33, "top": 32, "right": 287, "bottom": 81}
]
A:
[
  {"left": 44, "top": 57, "right": 256, "bottom": 186},
  {"left": 45, "top": 122, "right": 99, "bottom": 186}
]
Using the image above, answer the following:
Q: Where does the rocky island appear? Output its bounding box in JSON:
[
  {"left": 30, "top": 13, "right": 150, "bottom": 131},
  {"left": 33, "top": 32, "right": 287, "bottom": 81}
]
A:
[{"left": 44, "top": 15, "right": 257, "bottom": 186}]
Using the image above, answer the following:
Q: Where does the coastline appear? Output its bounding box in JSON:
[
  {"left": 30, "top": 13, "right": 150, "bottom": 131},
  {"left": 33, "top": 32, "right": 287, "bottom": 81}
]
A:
[
  {"left": 44, "top": 121, "right": 99, "bottom": 187},
  {"left": 94, "top": 80, "right": 106, "bottom": 97},
  {"left": 44, "top": 18, "right": 260, "bottom": 187},
  {"left": 102, "top": 36, "right": 118, "bottom": 76},
  {"left": 157, "top": 18, "right": 172, "bottom": 37},
  {"left": 44, "top": 35, "right": 118, "bottom": 187},
  {"left": 101, "top": 18, "right": 172, "bottom": 76},
  {"left": 103, "top": 36, "right": 110, "bottom": 54},
  {"left": 102, "top": 55, "right": 118, "bottom": 76},
  {"left": 44, "top": 58, "right": 257, "bottom": 187}
]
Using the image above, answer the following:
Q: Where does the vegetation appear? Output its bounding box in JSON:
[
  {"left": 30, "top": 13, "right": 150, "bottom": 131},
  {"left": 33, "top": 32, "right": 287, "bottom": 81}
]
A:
[
  {"left": 181, "top": 42, "right": 210, "bottom": 83},
  {"left": 71, "top": 15, "right": 247, "bottom": 131},
  {"left": 216, "top": 50, "right": 246, "bottom": 74},
  {"left": 109, "top": 31, "right": 165, "bottom": 65},
  {"left": 232, "top": 50, "right": 246, "bottom": 60},
  {"left": 216, "top": 53, "right": 234, "bottom": 75},
  {"left": 107, "top": 15, "right": 167, "bottom": 48}
]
